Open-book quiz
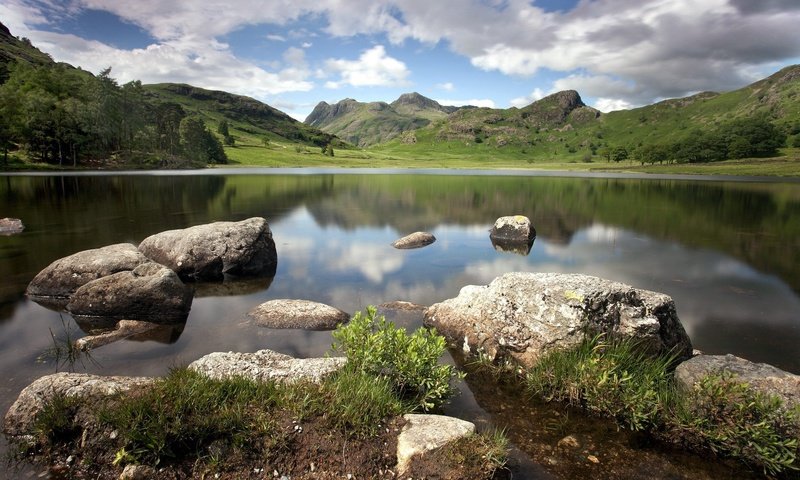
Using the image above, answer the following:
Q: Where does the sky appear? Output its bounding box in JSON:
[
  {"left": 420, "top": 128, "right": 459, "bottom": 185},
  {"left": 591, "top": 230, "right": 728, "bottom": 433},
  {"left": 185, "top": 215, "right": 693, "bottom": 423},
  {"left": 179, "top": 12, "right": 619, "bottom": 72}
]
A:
[{"left": 2, "top": 0, "right": 800, "bottom": 121}]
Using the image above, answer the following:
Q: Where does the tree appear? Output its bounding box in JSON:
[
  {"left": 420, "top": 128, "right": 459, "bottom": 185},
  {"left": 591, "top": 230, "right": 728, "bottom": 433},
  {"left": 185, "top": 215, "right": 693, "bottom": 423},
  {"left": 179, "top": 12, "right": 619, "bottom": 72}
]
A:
[
  {"left": 721, "top": 117, "right": 786, "bottom": 158},
  {"left": 217, "top": 119, "right": 230, "bottom": 137},
  {"left": 261, "top": 135, "right": 270, "bottom": 148},
  {"left": 611, "top": 146, "right": 628, "bottom": 163},
  {"left": 179, "top": 116, "right": 227, "bottom": 164}
]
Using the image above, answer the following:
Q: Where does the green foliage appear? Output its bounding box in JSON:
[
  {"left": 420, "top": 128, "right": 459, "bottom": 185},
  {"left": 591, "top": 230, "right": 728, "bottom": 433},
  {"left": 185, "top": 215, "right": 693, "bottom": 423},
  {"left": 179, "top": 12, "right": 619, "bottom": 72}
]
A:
[
  {"left": 675, "top": 372, "right": 799, "bottom": 475},
  {"left": 33, "top": 393, "right": 80, "bottom": 444},
  {"left": 179, "top": 115, "right": 227, "bottom": 164},
  {"left": 332, "top": 306, "right": 463, "bottom": 411},
  {"left": 320, "top": 369, "right": 404, "bottom": 433},
  {"left": 99, "top": 368, "right": 280, "bottom": 465},
  {"left": 525, "top": 334, "right": 676, "bottom": 431},
  {"left": 216, "top": 119, "right": 229, "bottom": 137}
]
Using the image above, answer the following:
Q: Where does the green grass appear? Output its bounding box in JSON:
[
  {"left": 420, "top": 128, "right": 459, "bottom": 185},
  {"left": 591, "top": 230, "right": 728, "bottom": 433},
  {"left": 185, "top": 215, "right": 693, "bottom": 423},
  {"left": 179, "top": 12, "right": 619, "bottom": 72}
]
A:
[{"left": 498, "top": 334, "right": 800, "bottom": 475}]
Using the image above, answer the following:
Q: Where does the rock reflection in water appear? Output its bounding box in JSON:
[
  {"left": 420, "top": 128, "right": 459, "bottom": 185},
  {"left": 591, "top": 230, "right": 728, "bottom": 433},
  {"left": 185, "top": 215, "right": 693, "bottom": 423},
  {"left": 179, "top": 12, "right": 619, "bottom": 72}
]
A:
[{"left": 490, "top": 236, "right": 535, "bottom": 255}]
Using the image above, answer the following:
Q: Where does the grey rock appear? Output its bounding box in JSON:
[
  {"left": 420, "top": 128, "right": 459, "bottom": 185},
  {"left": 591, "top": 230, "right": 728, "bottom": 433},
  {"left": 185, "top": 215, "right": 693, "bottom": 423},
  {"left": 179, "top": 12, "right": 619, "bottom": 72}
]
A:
[
  {"left": 489, "top": 215, "right": 535, "bottom": 246},
  {"left": 0, "top": 217, "right": 24, "bottom": 235},
  {"left": 378, "top": 301, "right": 428, "bottom": 312},
  {"left": 3, "top": 373, "right": 154, "bottom": 437},
  {"left": 392, "top": 231, "right": 436, "bottom": 249},
  {"left": 66, "top": 262, "right": 193, "bottom": 322},
  {"left": 138, "top": 217, "right": 277, "bottom": 281},
  {"left": 74, "top": 320, "right": 166, "bottom": 351},
  {"left": 248, "top": 299, "right": 349, "bottom": 330},
  {"left": 189, "top": 349, "right": 346, "bottom": 384},
  {"left": 675, "top": 354, "right": 800, "bottom": 411},
  {"left": 396, "top": 414, "right": 476, "bottom": 475},
  {"left": 424, "top": 272, "right": 692, "bottom": 368},
  {"left": 119, "top": 464, "right": 157, "bottom": 480},
  {"left": 26, "top": 244, "right": 149, "bottom": 304}
]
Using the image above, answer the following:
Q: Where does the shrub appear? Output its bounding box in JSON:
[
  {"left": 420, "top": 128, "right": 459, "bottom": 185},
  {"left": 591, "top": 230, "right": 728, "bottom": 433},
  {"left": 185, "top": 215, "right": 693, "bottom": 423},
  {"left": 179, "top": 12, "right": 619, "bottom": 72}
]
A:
[
  {"left": 332, "top": 306, "right": 463, "bottom": 411},
  {"left": 524, "top": 334, "right": 677, "bottom": 431},
  {"left": 674, "top": 372, "right": 799, "bottom": 475}
]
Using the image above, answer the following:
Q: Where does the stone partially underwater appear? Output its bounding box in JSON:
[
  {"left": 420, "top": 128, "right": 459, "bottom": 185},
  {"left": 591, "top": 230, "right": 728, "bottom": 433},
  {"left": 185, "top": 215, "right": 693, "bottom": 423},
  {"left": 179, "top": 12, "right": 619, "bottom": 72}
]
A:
[
  {"left": 489, "top": 215, "right": 535, "bottom": 255},
  {"left": 424, "top": 272, "right": 693, "bottom": 368}
]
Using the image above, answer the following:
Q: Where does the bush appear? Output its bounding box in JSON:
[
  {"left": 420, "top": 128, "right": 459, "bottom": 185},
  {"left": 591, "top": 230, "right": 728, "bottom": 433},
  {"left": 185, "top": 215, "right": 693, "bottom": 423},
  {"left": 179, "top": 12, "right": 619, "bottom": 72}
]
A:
[
  {"left": 675, "top": 372, "right": 799, "bottom": 475},
  {"left": 332, "top": 306, "right": 463, "bottom": 411},
  {"left": 525, "top": 334, "right": 676, "bottom": 431}
]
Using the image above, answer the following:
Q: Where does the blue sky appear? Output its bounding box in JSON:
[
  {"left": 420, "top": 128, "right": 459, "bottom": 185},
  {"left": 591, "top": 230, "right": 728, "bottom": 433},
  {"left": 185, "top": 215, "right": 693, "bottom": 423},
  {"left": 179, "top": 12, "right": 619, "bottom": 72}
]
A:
[{"left": 2, "top": 0, "right": 800, "bottom": 120}]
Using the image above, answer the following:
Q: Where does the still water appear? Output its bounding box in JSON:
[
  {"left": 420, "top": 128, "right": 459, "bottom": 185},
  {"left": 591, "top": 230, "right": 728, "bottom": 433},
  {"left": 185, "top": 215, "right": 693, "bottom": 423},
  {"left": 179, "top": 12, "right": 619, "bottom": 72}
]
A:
[{"left": 1, "top": 170, "right": 799, "bottom": 478}]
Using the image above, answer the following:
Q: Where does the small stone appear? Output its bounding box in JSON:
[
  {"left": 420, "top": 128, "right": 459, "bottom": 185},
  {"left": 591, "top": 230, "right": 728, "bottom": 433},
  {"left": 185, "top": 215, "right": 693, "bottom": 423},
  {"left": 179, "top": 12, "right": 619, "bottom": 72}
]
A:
[
  {"left": 557, "top": 435, "right": 579, "bottom": 449},
  {"left": 391, "top": 231, "right": 436, "bottom": 249},
  {"left": 587, "top": 454, "right": 600, "bottom": 464},
  {"left": 66, "top": 455, "right": 74, "bottom": 464}
]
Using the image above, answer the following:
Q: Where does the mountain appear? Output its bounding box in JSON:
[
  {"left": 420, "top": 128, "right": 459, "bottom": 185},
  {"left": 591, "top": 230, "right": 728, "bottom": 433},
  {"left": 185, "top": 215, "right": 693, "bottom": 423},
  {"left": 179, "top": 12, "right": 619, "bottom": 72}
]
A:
[
  {"left": 0, "top": 21, "right": 55, "bottom": 70},
  {"left": 374, "top": 67, "right": 800, "bottom": 161},
  {"left": 305, "top": 92, "right": 461, "bottom": 146},
  {"left": 142, "top": 83, "right": 343, "bottom": 149}
]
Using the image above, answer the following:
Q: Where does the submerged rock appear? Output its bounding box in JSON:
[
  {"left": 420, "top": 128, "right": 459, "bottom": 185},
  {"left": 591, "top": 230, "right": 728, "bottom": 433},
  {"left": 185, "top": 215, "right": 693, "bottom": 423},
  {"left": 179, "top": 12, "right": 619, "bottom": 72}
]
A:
[
  {"left": 138, "top": 217, "right": 277, "bottom": 281},
  {"left": 675, "top": 354, "right": 800, "bottom": 411},
  {"left": 0, "top": 217, "right": 24, "bottom": 235},
  {"left": 74, "top": 320, "right": 169, "bottom": 351},
  {"left": 3, "top": 373, "right": 154, "bottom": 437},
  {"left": 424, "top": 272, "right": 692, "bottom": 368},
  {"left": 391, "top": 231, "right": 436, "bottom": 249},
  {"left": 26, "top": 243, "right": 149, "bottom": 305},
  {"left": 189, "top": 349, "right": 346, "bottom": 384},
  {"left": 248, "top": 299, "right": 350, "bottom": 330},
  {"left": 396, "top": 414, "right": 476, "bottom": 475},
  {"left": 489, "top": 215, "right": 535, "bottom": 248},
  {"left": 66, "top": 262, "right": 193, "bottom": 322}
]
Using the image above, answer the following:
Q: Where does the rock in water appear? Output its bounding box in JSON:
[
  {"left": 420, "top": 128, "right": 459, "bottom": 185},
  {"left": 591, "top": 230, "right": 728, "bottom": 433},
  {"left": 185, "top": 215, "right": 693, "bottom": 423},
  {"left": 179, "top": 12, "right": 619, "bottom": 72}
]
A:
[
  {"left": 392, "top": 231, "right": 436, "bottom": 249},
  {"left": 138, "top": 217, "right": 277, "bottom": 281},
  {"left": 189, "top": 349, "right": 346, "bottom": 384},
  {"left": 489, "top": 215, "right": 535, "bottom": 252},
  {"left": 424, "top": 272, "right": 692, "bottom": 368},
  {"left": 396, "top": 414, "right": 476, "bottom": 476},
  {"left": 66, "top": 262, "right": 193, "bottom": 322},
  {"left": 26, "top": 244, "right": 150, "bottom": 304},
  {"left": 3, "top": 373, "right": 154, "bottom": 437},
  {"left": 675, "top": 354, "right": 800, "bottom": 411},
  {"left": 248, "top": 299, "right": 349, "bottom": 330},
  {"left": 0, "top": 217, "right": 24, "bottom": 235}
]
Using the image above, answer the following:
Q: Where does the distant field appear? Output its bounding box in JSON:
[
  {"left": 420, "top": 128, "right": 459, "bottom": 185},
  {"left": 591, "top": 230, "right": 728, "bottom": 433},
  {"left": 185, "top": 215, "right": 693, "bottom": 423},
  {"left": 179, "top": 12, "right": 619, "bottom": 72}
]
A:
[{"left": 224, "top": 142, "right": 800, "bottom": 177}]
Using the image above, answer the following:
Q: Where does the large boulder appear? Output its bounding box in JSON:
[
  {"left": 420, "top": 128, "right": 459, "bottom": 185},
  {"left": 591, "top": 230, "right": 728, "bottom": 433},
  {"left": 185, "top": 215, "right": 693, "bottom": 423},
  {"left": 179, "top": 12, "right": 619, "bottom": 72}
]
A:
[
  {"left": 248, "top": 299, "right": 349, "bottom": 330},
  {"left": 424, "top": 272, "right": 692, "bottom": 368},
  {"left": 3, "top": 373, "right": 154, "bottom": 437},
  {"left": 26, "top": 244, "right": 149, "bottom": 304},
  {"left": 675, "top": 354, "right": 800, "bottom": 411},
  {"left": 189, "top": 349, "right": 346, "bottom": 384},
  {"left": 391, "top": 231, "right": 436, "bottom": 249},
  {"left": 66, "top": 262, "right": 193, "bottom": 322},
  {"left": 489, "top": 215, "right": 535, "bottom": 252},
  {"left": 138, "top": 217, "right": 277, "bottom": 281}
]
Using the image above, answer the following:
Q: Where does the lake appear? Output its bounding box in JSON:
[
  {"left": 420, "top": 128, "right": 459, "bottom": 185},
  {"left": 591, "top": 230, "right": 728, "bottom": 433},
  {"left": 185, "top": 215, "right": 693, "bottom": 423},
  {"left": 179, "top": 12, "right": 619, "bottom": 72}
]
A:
[{"left": 1, "top": 169, "right": 799, "bottom": 478}]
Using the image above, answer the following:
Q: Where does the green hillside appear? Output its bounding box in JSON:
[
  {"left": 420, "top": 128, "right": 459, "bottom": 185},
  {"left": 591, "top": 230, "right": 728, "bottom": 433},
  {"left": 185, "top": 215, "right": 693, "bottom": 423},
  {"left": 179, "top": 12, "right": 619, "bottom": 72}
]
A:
[
  {"left": 0, "top": 21, "right": 55, "bottom": 75},
  {"left": 374, "top": 66, "right": 800, "bottom": 168},
  {"left": 142, "top": 83, "right": 344, "bottom": 151}
]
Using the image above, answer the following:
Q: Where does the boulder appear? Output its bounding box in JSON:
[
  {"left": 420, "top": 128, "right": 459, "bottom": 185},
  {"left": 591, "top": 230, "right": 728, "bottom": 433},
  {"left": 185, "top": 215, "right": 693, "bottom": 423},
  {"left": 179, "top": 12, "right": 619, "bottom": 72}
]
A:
[
  {"left": 396, "top": 414, "right": 476, "bottom": 475},
  {"left": 0, "top": 217, "right": 24, "bottom": 235},
  {"left": 424, "top": 272, "right": 692, "bottom": 368},
  {"left": 3, "top": 373, "right": 154, "bottom": 437},
  {"left": 489, "top": 215, "right": 535, "bottom": 250},
  {"left": 248, "top": 299, "right": 349, "bottom": 330},
  {"left": 26, "top": 243, "right": 149, "bottom": 304},
  {"left": 66, "top": 262, "right": 193, "bottom": 322},
  {"left": 138, "top": 217, "right": 277, "bottom": 281},
  {"left": 391, "top": 231, "right": 436, "bottom": 249},
  {"left": 189, "top": 349, "right": 346, "bottom": 384},
  {"left": 675, "top": 354, "right": 800, "bottom": 411}
]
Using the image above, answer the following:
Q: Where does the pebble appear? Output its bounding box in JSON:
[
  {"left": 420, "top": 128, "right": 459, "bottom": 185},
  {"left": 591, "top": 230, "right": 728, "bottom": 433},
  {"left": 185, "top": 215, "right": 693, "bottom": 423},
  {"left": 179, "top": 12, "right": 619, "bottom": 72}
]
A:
[{"left": 587, "top": 454, "right": 600, "bottom": 464}]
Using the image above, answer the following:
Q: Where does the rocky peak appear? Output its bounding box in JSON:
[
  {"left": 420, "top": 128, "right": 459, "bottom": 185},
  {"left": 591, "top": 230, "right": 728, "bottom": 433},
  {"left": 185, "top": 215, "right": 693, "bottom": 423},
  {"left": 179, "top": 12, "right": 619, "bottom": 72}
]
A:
[
  {"left": 305, "top": 98, "right": 365, "bottom": 126},
  {"left": 0, "top": 22, "right": 11, "bottom": 38},
  {"left": 520, "top": 90, "right": 599, "bottom": 126}
]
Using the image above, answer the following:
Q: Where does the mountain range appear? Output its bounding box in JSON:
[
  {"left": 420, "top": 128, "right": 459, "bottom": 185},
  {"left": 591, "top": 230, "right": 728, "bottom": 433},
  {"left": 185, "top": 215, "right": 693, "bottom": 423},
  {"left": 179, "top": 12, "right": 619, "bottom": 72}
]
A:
[{"left": 2, "top": 20, "right": 799, "bottom": 163}]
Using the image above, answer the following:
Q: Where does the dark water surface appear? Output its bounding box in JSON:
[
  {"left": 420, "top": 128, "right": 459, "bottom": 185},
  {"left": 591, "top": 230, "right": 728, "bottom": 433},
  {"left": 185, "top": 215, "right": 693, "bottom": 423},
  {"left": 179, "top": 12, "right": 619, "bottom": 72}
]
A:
[{"left": 1, "top": 170, "right": 799, "bottom": 478}]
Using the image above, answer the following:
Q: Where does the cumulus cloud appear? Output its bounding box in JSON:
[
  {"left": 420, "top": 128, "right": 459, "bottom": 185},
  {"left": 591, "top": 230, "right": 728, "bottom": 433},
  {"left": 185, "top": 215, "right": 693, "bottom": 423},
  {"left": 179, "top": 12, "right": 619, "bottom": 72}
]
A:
[
  {"left": 323, "top": 45, "right": 410, "bottom": 88},
  {"left": 510, "top": 87, "right": 545, "bottom": 108},
  {"left": 436, "top": 82, "right": 455, "bottom": 91}
]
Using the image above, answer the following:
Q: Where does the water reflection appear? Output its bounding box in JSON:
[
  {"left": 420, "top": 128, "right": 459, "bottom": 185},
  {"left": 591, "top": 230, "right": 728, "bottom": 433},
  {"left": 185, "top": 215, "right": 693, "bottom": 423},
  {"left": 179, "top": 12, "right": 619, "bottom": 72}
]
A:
[{"left": 1, "top": 171, "right": 799, "bottom": 477}]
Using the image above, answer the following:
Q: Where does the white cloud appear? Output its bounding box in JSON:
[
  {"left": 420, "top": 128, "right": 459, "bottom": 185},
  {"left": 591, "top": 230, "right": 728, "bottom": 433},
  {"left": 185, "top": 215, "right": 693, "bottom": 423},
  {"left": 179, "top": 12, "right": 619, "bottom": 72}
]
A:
[
  {"left": 266, "top": 34, "right": 286, "bottom": 42},
  {"left": 301, "top": 41, "right": 313, "bottom": 48},
  {"left": 510, "top": 87, "right": 544, "bottom": 108},
  {"left": 436, "top": 82, "right": 454, "bottom": 91},
  {"left": 437, "top": 98, "right": 496, "bottom": 108},
  {"left": 324, "top": 45, "right": 410, "bottom": 89},
  {"left": 593, "top": 98, "right": 634, "bottom": 112}
]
